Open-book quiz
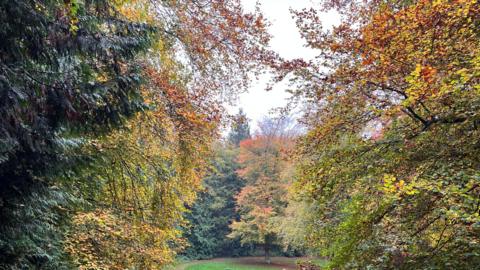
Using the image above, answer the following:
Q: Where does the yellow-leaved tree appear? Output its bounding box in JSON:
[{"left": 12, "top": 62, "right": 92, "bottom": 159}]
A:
[{"left": 61, "top": 0, "right": 273, "bottom": 269}]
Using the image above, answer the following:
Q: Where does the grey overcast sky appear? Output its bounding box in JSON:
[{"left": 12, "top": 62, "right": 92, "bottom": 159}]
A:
[{"left": 227, "top": 0, "right": 339, "bottom": 131}]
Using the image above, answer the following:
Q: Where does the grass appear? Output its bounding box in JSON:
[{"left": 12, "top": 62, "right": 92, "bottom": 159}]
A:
[
  {"left": 184, "top": 261, "right": 279, "bottom": 270},
  {"left": 175, "top": 257, "right": 328, "bottom": 270}
]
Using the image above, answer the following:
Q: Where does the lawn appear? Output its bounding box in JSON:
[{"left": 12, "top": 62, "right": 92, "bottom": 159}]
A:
[
  {"left": 175, "top": 257, "right": 327, "bottom": 270},
  {"left": 184, "top": 261, "right": 279, "bottom": 270}
]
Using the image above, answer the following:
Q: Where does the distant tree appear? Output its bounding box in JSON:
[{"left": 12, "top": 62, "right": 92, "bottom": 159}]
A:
[
  {"left": 183, "top": 115, "right": 254, "bottom": 259},
  {"left": 183, "top": 144, "right": 247, "bottom": 259},
  {"left": 228, "top": 109, "right": 251, "bottom": 146},
  {"left": 229, "top": 117, "right": 295, "bottom": 263}
]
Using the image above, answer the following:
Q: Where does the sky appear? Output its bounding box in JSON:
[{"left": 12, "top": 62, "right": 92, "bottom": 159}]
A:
[{"left": 227, "top": 0, "right": 339, "bottom": 132}]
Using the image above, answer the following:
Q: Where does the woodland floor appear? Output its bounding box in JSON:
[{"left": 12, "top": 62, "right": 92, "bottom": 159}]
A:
[{"left": 174, "top": 257, "right": 327, "bottom": 270}]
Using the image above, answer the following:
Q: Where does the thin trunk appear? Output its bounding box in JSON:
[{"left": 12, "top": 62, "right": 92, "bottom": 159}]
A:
[{"left": 264, "top": 235, "right": 271, "bottom": 264}]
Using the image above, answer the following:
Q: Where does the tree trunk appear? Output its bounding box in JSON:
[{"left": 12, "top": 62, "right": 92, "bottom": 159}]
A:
[{"left": 264, "top": 235, "right": 271, "bottom": 264}]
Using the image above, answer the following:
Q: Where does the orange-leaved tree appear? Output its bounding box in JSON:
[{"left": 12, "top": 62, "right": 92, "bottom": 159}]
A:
[
  {"left": 273, "top": 0, "right": 480, "bottom": 268},
  {"left": 229, "top": 117, "right": 297, "bottom": 263}
]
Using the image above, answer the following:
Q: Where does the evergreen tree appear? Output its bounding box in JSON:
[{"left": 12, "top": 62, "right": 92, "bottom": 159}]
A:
[
  {"left": 228, "top": 109, "right": 251, "bottom": 146},
  {"left": 183, "top": 146, "right": 245, "bottom": 258},
  {"left": 183, "top": 118, "right": 253, "bottom": 259},
  {"left": 0, "top": 1, "right": 153, "bottom": 268}
]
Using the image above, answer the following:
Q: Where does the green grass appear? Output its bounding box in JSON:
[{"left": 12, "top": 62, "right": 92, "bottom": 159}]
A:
[
  {"left": 175, "top": 257, "right": 327, "bottom": 270},
  {"left": 184, "top": 261, "right": 279, "bottom": 270}
]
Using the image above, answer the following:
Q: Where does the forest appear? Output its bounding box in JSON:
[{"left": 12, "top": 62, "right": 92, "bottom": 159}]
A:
[{"left": 0, "top": 0, "right": 479, "bottom": 269}]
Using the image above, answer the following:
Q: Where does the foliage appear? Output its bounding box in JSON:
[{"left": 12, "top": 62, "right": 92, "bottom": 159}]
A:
[
  {"left": 0, "top": 0, "right": 153, "bottom": 180},
  {"left": 62, "top": 1, "right": 272, "bottom": 263},
  {"left": 278, "top": 0, "right": 480, "bottom": 269},
  {"left": 0, "top": 0, "right": 272, "bottom": 269},
  {"left": 229, "top": 117, "right": 296, "bottom": 262},
  {"left": 63, "top": 97, "right": 212, "bottom": 268},
  {"left": 276, "top": 200, "right": 316, "bottom": 253},
  {"left": 183, "top": 144, "right": 246, "bottom": 259},
  {"left": 229, "top": 109, "right": 252, "bottom": 146},
  {"left": 65, "top": 209, "right": 182, "bottom": 270},
  {"left": 0, "top": 185, "right": 75, "bottom": 270},
  {"left": 183, "top": 111, "right": 253, "bottom": 259},
  {"left": 0, "top": 0, "right": 153, "bottom": 268}
]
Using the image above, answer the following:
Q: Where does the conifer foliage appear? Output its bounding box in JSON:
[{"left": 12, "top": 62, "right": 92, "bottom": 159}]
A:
[
  {"left": 0, "top": 0, "right": 152, "bottom": 183},
  {"left": 0, "top": 1, "right": 153, "bottom": 268},
  {"left": 183, "top": 110, "right": 252, "bottom": 259}
]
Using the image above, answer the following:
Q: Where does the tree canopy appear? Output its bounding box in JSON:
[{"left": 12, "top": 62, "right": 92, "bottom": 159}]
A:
[
  {"left": 228, "top": 109, "right": 251, "bottom": 146},
  {"left": 0, "top": 0, "right": 271, "bottom": 269},
  {"left": 183, "top": 111, "right": 251, "bottom": 259},
  {"left": 229, "top": 117, "right": 296, "bottom": 263},
  {"left": 1, "top": 0, "right": 479, "bottom": 269},
  {"left": 273, "top": 0, "right": 480, "bottom": 268}
]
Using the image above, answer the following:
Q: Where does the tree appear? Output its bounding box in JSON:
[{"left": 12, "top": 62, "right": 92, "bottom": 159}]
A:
[
  {"left": 183, "top": 144, "right": 247, "bottom": 259},
  {"left": 228, "top": 109, "right": 251, "bottom": 146},
  {"left": 60, "top": 0, "right": 274, "bottom": 267},
  {"left": 63, "top": 68, "right": 216, "bottom": 268},
  {"left": 0, "top": 0, "right": 273, "bottom": 268},
  {"left": 183, "top": 114, "right": 253, "bottom": 259},
  {"left": 229, "top": 117, "right": 295, "bottom": 263},
  {"left": 0, "top": 1, "right": 153, "bottom": 268},
  {"left": 277, "top": 0, "right": 480, "bottom": 268}
]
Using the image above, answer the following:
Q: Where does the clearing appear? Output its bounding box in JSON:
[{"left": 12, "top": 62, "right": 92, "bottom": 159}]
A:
[{"left": 174, "top": 257, "right": 327, "bottom": 270}]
